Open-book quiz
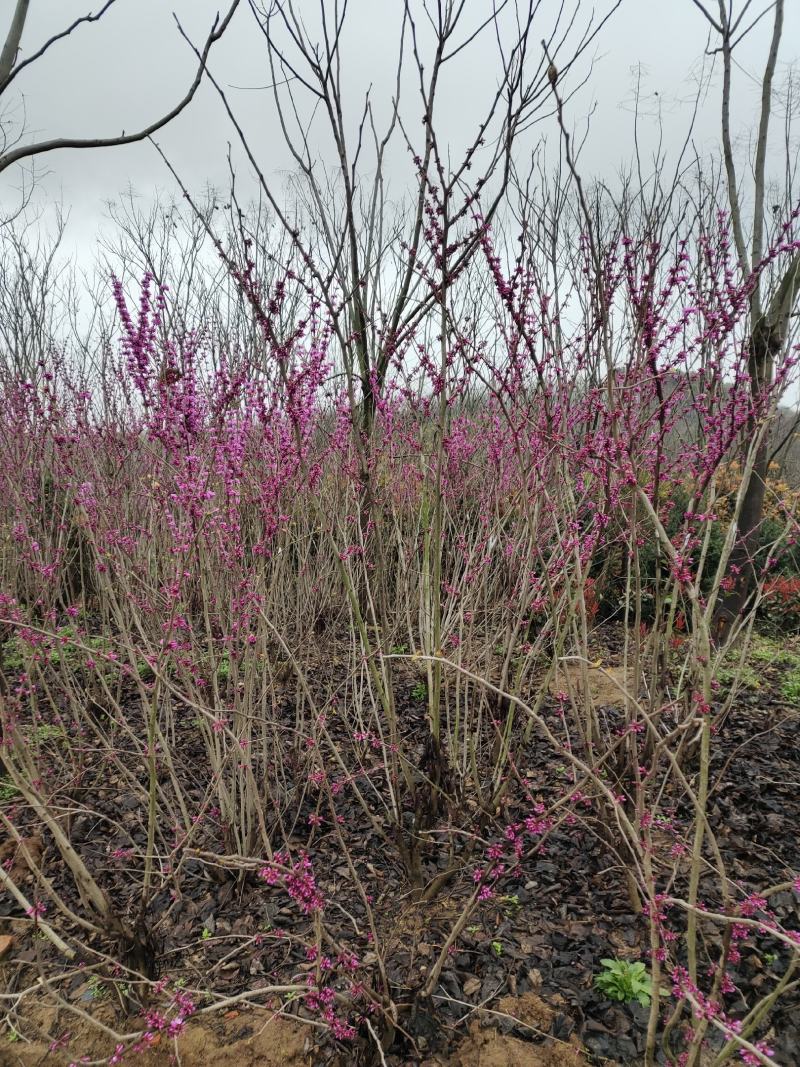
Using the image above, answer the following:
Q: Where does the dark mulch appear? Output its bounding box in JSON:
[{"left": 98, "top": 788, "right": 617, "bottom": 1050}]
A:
[{"left": 2, "top": 626, "right": 799, "bottom": 1065}]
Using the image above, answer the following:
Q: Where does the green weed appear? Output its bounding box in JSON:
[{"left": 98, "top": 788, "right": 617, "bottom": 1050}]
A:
[{"left": 595, "top": 958, "right": 666, "bottom": 1008}]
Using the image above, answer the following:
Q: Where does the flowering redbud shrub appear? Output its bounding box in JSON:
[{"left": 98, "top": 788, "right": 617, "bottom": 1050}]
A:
[{"left": 0, "top": 201, "right": 798, "bottom": 1067}]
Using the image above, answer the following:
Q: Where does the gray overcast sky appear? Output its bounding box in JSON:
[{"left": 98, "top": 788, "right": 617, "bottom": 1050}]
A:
[{"left": 2, "top": 0, "right": 799, "bottom": 262}]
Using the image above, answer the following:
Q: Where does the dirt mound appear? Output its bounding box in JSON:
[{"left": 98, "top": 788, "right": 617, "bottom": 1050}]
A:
[
  {"left": 438, "top": 1019, "right": 587, "bottom": 1067},
  {"left": 494, "top": 991, "right": 558, "bottom": 1033},
  {"left": 421, "top": 993, "right": 587, "bottom": 1067},
  {"left": 4, "top": 1010, "right": 311, "bottom": 1067}
]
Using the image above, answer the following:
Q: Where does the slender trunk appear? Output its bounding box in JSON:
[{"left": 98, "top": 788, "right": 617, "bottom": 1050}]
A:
[{"left": 0, "top": 0, "right": 29, "bottom": 87}]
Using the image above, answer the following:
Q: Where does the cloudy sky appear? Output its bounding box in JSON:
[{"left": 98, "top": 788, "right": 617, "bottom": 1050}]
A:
[{"left": 1, "top": 0, "right": 799, "bottom": 262}]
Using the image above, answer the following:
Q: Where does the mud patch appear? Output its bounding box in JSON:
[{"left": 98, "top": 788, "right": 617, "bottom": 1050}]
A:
[{"left": 550, "top": 664, "right": 635, "bottom": 707}]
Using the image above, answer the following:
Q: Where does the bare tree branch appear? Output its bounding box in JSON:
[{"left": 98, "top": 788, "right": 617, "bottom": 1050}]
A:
[
  {"left": 0, "top": 0, "right": 240, "bottom": 177},
  {"left": 0, "top": 0, "right": 119, "bottom": 95}
]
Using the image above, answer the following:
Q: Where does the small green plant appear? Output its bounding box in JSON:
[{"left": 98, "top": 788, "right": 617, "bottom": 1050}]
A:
[
  {"left": 0, "top": 776, "right": 19, "bottom": 802},
  {"left": 782, "top": 671, "right": 800, "bottom": 704},
  {"left": 490, "top": 940, "right": 503, "bottom": 957},
  {"left": 1, "top": 637, "right": 25, "bottom": 671},
  {"left": 29, "top": 724, "right": 65, "bottom": 743},
  {"left": 86, "top": 975, "right": 107, "bottom": 1001},
  {"left": 498, "top": 893, "right": 521, "bottom": 916},
  {"left": 411, "top": 681, "right": 427, "bottom": 702},
  {"left": 46, "top": 626, "right": 76, "bottom": 668},
  {"left": 137, "top": 658, "right": 155, "bottom": 681},
  {"left": 201, "top": 927, "right": 212, "bottom": 941},
  {"left": 717, "top": 657, "right": 761, "bottom": 690},
  {"left": 749, "top": 636, "right": 800, "bottom": 669},
  {"left": 216, "top": 651, "right": 231, "bottom": 681},
  {"left": 595, "top": 958, "right": 664, "bottom": 1007},
  {"left": 390, "top": 644, "right": 408, "bottom": 655},
  {"left": 762, "top": 951, "right": 777, "bottom": 966},
  {"left": 54, "top": 631, "right": 110, "bottom": 670}
]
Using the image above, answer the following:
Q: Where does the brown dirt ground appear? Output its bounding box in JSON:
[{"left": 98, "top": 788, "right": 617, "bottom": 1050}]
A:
[
  {"left": 549, "top": 664, "right": 635, "bottom": 708},
  {"left": 1, "top": 993, "right": 589, "bottom": 1067},
  {"left": 2, "top": 1007, "right": 311, "bottom": 1067}
]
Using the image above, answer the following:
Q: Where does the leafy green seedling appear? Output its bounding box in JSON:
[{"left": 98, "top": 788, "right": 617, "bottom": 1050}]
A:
[
  {"left": 498, "top": 893, "right": 521, "bottom": 915},
  {"left": 85, "top": 976, "right": 107, "bottom": 1001},
  {"left": 0, "top": 776, "right": 19, "bottom": 802},
  {"left": 595, "top": 958, "right": 666, "bottom": 1007}
]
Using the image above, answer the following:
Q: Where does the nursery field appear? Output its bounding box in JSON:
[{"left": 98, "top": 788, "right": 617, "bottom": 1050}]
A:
[{"left": 1, "top": 276, "right": 800, "bottom": 1067}]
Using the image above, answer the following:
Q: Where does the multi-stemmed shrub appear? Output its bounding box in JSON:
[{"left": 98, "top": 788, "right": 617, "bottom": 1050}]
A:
[{"left": 0, "top": 204, "right": 798, "bottom": 1067}]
